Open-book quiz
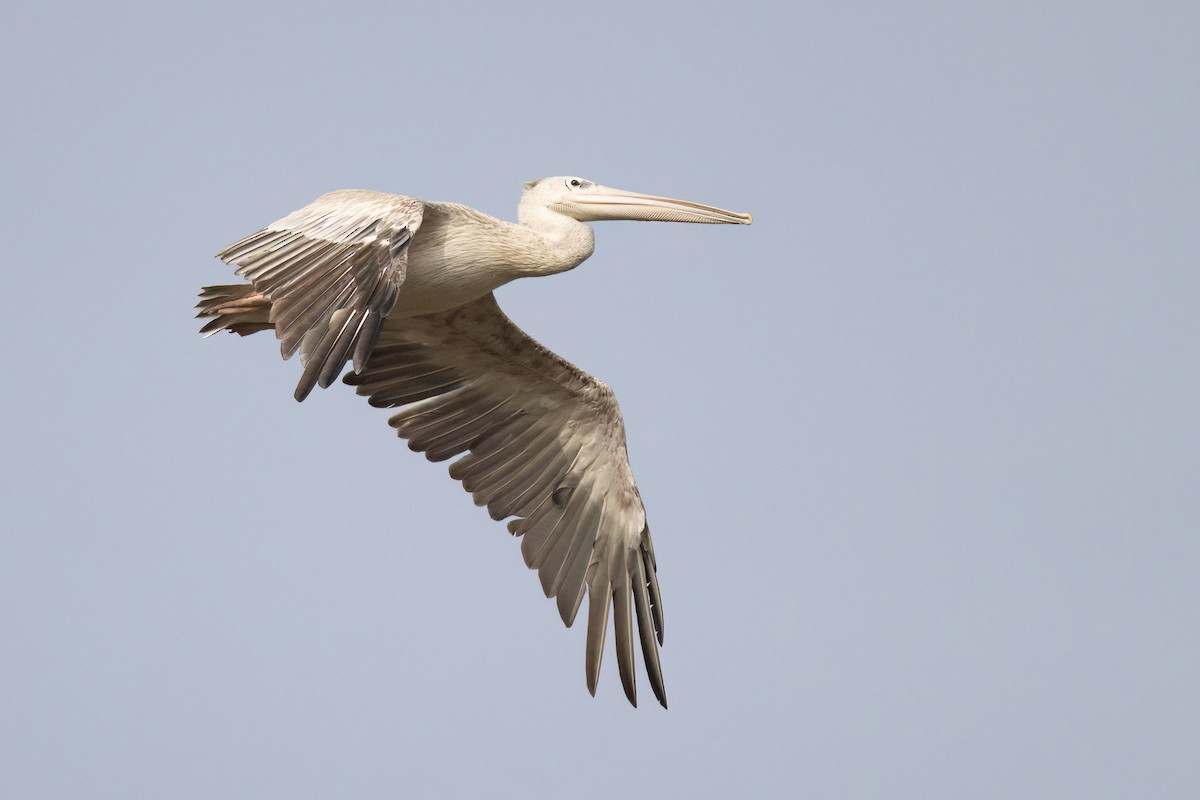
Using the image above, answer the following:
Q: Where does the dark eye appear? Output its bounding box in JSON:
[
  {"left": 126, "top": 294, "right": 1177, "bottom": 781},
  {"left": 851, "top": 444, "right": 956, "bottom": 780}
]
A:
[{"left": 569, "top": 179, "right": 582, "bottom": 188}]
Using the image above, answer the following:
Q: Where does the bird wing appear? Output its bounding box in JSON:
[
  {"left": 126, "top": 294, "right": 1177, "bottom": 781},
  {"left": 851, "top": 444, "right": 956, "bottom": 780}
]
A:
[
  {"left": 218, "top": 190, "right": 424, "bottom": 400},
  {"left": 345, "top": 293, "right": 667, "bottom": 708}
]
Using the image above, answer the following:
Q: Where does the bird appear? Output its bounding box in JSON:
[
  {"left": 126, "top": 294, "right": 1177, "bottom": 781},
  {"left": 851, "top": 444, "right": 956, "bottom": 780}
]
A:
[{"left": 197, "top": 176, "right": 751, "bottom": 708}]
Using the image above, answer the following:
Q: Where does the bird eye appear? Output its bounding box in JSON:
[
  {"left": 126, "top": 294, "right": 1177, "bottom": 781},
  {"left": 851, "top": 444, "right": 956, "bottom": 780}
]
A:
[{"left": 568, "top": 179, "right": 583, "bottom": 189}]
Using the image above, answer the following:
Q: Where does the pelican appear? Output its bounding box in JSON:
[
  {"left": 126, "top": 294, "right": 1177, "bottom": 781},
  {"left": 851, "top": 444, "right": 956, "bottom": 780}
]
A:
[{"left": 197, "top": 176, "right": 751, "bottom": 707}]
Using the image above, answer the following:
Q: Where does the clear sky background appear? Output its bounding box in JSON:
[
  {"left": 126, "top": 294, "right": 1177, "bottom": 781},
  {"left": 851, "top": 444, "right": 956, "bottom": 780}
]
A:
[{"left": 2, "top": 2, "right": 1197, "bottom": 798}]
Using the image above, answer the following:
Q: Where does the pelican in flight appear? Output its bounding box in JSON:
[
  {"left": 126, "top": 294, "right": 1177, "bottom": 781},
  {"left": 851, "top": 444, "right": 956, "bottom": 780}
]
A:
[{"left": 197, "top": 177, "right": 751, "bottom": 707}]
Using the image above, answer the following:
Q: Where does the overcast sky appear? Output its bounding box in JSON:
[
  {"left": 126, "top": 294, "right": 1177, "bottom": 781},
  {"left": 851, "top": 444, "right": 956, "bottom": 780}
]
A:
[{"left": 2, "top": 2, "right": 1197, "bottom": 798}]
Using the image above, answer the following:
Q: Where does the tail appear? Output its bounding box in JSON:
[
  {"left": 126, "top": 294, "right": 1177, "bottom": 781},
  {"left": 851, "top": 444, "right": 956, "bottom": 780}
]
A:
[{"left": 196, "top": 284, "right": 273, "bottom": 337}]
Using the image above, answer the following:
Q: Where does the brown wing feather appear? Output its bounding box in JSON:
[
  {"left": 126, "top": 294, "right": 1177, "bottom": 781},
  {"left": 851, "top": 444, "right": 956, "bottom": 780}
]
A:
[
  {"left": 346, "top": 293, "right": 667, "bottom": 707},
  {"left": 217, "top": 190, "right": 424, "bottom": 400}
]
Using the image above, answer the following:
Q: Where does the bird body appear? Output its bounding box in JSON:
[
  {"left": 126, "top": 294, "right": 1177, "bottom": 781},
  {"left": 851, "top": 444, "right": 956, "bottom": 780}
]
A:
[
  {"left": 198, "top": 176, "right": 750, "bottom": 707},
  {"left": 398, "top": 199, "right": 595, "bottom": 315}
]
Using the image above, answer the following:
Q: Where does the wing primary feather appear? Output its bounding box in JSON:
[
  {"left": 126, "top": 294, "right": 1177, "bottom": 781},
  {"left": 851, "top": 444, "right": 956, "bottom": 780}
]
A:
[
  {"left": 350, "top": 270, "right": 402, "bottom": 372},
  {"left": 559, "top": 579, "right": 588, "bottom": 630},
  {"left": 478, "top": 427, "right": 563, "bottom": 516},
  {"left": 317, "top": 309, "right": 364, "bottom": 388},
  {"left": 271, "top": 263, "right": 357, "bottom": 359},
  {"left": 632, "top": 553, "right": 667, "bottom": 708},
  {"left": 554, "top": 500, "right": 603, "bottom": 626},
  {"left": 642, "top": 535, "right": 664, "bottom": 643},
  {"left": 516, "top": 443, "right": 587, "bottom": 563},
  {"left": 585, "top": 581, "right": 611, "bottom": 696},
  {"left": 544, "top": 495, "right": 602, "bottom": 598},
  {"left": 515, "top": 440, "right": 586, "bottom": 519},
  {"left": 293, "top": 307, "right": 356, "bottom": 400},
  {"left": 495, "top": 447, "right": 573, "bottom": 520},
  {"left": 612, "top": 568, "right": 637, "bottom": 707},
  {"left": 305, "top": 247, "right": 392, "bottom": 387},
  {"left": 287, "top": 280, "right": 356, "bottom": 371},
  {"left": 351, "top": 311, "right": 383, "bottom": 373},
  {"left": 527, "top": 483, "right": 591, "bottom": 577}
]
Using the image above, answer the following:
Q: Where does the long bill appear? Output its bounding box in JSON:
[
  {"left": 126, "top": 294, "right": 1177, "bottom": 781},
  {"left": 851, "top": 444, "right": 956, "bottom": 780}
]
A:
[{"left": 554, "top": 185, "right": 753, "bottom": 225}]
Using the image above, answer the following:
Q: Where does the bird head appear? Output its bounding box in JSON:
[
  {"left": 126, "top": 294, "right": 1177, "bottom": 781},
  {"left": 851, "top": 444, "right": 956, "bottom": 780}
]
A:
[{"left": 522, "top": 176, "right": 752, "bottom": 225}]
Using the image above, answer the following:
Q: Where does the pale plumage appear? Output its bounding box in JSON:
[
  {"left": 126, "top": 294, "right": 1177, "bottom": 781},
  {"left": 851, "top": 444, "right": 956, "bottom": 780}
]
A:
[{"left": 198, "top": 177, "right": 750, "bottom": 707}]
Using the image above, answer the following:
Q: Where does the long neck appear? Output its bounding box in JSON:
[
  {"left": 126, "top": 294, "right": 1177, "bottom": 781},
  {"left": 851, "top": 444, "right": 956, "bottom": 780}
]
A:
[{"left": 515, "top": 201, "right": 596, "bottom": 277}]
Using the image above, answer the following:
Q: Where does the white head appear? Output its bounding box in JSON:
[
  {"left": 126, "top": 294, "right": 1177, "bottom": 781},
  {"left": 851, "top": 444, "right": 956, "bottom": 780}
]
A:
[{"left": 519, "top": 176, "right": 752, "bottom": 226}]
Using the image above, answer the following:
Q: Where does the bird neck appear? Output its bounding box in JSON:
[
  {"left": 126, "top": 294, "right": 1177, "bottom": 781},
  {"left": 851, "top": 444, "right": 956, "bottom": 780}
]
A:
[{"left": 515, "top": 206, "right": 596, "bottom": 276}]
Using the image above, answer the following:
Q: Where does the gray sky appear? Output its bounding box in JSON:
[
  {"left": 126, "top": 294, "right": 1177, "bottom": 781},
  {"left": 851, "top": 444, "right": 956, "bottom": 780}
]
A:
[{"left": 2, "top": 1, "right": 1198, "bottom": 797}]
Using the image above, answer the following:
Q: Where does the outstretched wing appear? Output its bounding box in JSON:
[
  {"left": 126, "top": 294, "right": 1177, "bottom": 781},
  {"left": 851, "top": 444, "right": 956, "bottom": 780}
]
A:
[
  {"left": 346, "top": 293, "right": 667, "bottom": 708},
  {"left": 218, "top": 190, "right": 424, "bottom": 400}
]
